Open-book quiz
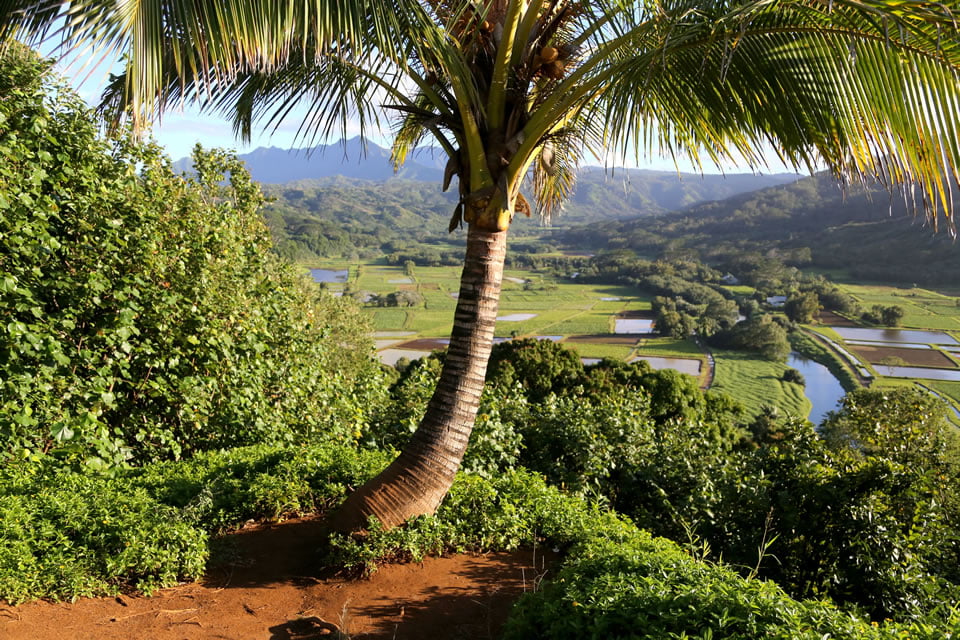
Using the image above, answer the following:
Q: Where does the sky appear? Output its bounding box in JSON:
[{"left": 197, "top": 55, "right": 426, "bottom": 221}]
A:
[{"left": 54, "top": 50, "right": 796, "bottom": 175}]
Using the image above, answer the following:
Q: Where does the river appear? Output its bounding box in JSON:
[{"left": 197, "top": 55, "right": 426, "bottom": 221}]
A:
[{"left": 787, "top": 352, "right": 846, "bottom": 425}]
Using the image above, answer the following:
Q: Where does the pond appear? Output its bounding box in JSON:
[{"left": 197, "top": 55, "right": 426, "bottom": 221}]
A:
[
  {"left": 309, "top": 268, "right": 349, "bottom": 283},
  {"left": 787, "top": 353, "right": 846, "bottom": 425},
  {"left": 831, "top": 327, "right": 959, "bottom": 345},
  {"left": 631, "top": 356, "right": 701, "bottom": 376},
  {"left": 498, "top": 313, "right": 538, "bottom": 322},
  {"left": 614, "top": 318, "right": 655, "bottom": 334},
  {"left": 871, "top": 365, "right": 960, "bottom": 381}
]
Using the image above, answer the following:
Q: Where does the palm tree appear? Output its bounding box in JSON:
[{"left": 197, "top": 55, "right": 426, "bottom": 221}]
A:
[{"left": 3, "top": 0, "right": 959, "bottom": 531}]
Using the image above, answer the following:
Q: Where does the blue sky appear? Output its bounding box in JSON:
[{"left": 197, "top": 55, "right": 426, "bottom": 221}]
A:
[{"left": 54, "top": 51, "right": 795, "bottom": 175}]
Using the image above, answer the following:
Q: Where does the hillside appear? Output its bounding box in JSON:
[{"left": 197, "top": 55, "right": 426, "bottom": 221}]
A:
[
  {"left": 218, "top": 145, "right": 798, "bottom": 260},
  {"left": 566, "top": 173, "right": 960, "bottom": 287}
]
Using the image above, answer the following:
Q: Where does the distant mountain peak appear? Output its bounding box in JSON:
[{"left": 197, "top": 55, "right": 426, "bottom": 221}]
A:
[{"left": 173, "top": 139, "right": 442, "bottom": 183}]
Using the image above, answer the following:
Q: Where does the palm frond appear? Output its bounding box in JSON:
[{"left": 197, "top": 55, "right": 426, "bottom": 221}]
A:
[{"left": 588, "top": 0, "right": 960, "bottom": 230}]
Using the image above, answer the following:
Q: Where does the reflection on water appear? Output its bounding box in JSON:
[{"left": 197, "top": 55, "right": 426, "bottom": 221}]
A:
[
  {"left": 787, "top": 353, "right": 846, "bottom": 425},
  {"left": 832, "top": 327, "right": 959, "bottom": 345},
  {"left": 310, "top": 268, "right": 349, "bottom": 283},
  {"left": 614, "top": 319, "right": 655, "bottom": 334},
  {"left": 498, "top": 313, "right": 538, "bottom": 322},
  {"left": 872, "top": 365, "right": 960, "bottom": 381}
]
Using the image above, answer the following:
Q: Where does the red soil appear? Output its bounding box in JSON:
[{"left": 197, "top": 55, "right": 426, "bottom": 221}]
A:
[
  {"left": 849, "top": 344, "right": 958, "bottom": 368},
  {"left": 817, "top": 311, "right": 858, "bottom": 327},
  {"left": 395, "top": 338, "right": 450, "bottom": 350},
  {"left": 2, "top": 518, "right": 553, "bottom": 640}
]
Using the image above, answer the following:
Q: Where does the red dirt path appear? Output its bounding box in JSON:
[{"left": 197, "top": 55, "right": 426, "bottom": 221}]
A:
[{"left": 1, "top": 518, "right": 553, "bottom": 640}]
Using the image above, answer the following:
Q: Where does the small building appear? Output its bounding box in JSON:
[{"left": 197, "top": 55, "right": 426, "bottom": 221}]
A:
[
  {"left": 720, "top": 273, "right": 740, "bottom": 286},
  {"left": 766, "top": 295, "right": 787, "bottom": 308}
]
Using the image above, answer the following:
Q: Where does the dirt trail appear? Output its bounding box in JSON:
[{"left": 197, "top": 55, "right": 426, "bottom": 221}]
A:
[{"left": 1, "top": 518, "right": 553, "bottom": 640}]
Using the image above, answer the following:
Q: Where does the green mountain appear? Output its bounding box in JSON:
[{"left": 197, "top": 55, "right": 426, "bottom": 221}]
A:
[
  {"left": 256, "top": 169, "right": 799, "bottom": 260},
  {"left": 567, "top": 173, "right": 960, "bottom": 287}
]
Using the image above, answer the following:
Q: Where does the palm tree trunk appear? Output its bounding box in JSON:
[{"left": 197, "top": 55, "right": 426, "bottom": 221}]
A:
[{"left": 331, "top": 222, "right": 508, "bottom": 532}]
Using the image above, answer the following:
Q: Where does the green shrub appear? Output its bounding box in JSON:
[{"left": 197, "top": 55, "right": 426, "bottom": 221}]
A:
[
  {"left": 322, "top": 467, "right": 958, "bottom": 638},
  {"left": 0, "top": 443, "right": 389, "bottom": 603},
  {"left": 0, "top": 46, "right": 385, "bottom": 466},
  {"left": 503, "top": 533, "right": 959, "bottom": 640},
  {"left": 706, "top": 414, "right": 960, "bottom": 621},
  {"left": 0, "top": 471, "right": 207, "bottom": 603}
]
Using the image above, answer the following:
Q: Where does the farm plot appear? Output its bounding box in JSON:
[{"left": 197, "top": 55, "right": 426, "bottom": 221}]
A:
[
  {"left": 710, "top": 349, "right": 810, "bottom": 419},
  {"left": 848, "top": 344, "right": 958, "bottom": 368},
  {"left": 564, "top": 334, "right": 641, "bottom": 345},
  {"left": 841, "top": 284, "right": 960, "bottom": 330}
]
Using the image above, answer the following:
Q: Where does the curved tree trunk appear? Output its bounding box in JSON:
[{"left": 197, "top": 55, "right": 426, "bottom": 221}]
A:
[{"left": 331, "top": 222, "right": 508, "bottom": 532}]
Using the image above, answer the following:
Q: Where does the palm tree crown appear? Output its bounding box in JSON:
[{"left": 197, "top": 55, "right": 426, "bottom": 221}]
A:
[{"left": 5, "top": 1, "right": 959, "bottom": 228}]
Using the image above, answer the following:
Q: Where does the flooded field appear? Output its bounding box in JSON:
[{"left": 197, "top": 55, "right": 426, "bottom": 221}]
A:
[
  {"left": 614, "top": 318, "right": 655, "bottom": 334},
  {"left": 378, "top": 349, "right": 432, "bottom": 366},
  {"left": 395, "top": 338, "right": 450, "bottom": 350},
  {"left": 630, "top": 355, "right": 701, "bottom": 376},
  {"left": 849, "top": 344, "right": 957, "bottom": 368},
  {"left": 498, "top": 313, "right": 538, "bottom": 322},
  {"left": 831, "top": 327, "right": 959, "bottom": 345},
  {"left": 309, "top": 268, "right": 349, "bottom": 283},
  {"left": 872, "top": 365, "right": 960, "bottom": 381}
]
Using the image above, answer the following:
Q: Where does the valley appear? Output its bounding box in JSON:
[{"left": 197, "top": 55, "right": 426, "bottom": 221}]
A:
[{"left": 307, "top": 259, "right": 960, "bottom": 426}]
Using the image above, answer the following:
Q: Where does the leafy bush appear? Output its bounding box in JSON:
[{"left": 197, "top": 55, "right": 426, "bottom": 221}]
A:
[
  {"left": 706, "top": 411, "right": 960, "bottom": 621},
  {"left": 0, "top": 443, "right": 390, "bottom": 603},
  {"left": 502, "top": 532, "right": 959, "bottom": 640},
  {"left": 486, "top": 338, "right": 585, "bottom": 401},
  {"left": 781, "top": 368, "right": 806, "bottom": 385},
  {"left": 323, "top": 467, "right": 957, "bottom": 638},
  {"left": 0, "top": 471, "right": 208, "bottom": 603},
  {"left": 516, "top": 393, "right": 655, "bottom": 495},
  {"left": 0, "top": 46, "right": 384, "bottom": 466}
]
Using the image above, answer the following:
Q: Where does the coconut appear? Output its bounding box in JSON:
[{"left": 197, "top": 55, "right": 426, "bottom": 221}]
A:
[
  {"left": 540, "top": 46, "right": 559, "bottom": 63},
  {"left": 542, "top": 60, "right": 565, "bottom": 79}
]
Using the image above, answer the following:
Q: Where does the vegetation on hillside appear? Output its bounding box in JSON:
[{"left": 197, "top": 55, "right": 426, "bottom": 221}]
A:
[{"left": 567, "top": 173, "right": 960, "bottom": 287}]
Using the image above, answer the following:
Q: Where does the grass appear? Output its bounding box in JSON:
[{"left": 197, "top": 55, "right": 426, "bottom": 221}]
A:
[
  {"left": 372, "top": 310, "right": 408, "bottom": 331},
  {"left": 562, "top": 341, "right": 635, "bottom": 360},
  {"left": 926, "top": 380, "right": 960, "bottom": 407},
  {"left": 636, "top": 337, "right": 705, "bottom": 358},
  {"left": 841, "top": 284, "right": 960, "bottom": 331},
  {"left": 710, "top": 349, "right": 810, "bottom": 420}
]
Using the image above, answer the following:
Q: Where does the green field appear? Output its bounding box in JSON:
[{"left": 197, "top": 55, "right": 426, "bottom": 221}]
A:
[
  {"left": 711, "top": 349, "right": 811, "bottom": 419},
  {"left": 841, "top": 284, "right": 960, "bottom": 331},
  {"left": 308, "top": 262, "right": 960, "bottom": 419}
]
